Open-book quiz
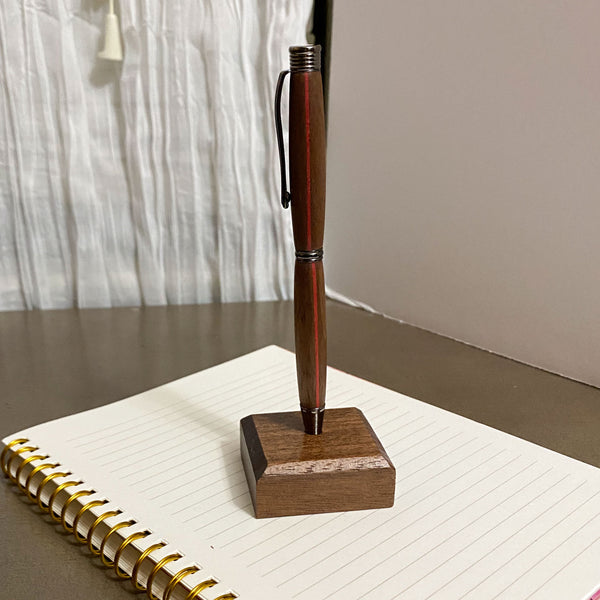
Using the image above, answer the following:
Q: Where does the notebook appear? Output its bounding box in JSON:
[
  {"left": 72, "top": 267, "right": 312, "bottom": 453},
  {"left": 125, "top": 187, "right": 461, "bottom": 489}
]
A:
[{"left": 2, "top": 345, "right": 600, "bottom": 600}]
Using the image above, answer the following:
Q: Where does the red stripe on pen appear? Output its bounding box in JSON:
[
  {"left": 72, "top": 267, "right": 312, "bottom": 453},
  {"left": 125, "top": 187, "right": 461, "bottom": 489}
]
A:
[
  {"left": 304, "top": 73, "right": 312, "bottom": 248},
  {"left": 304, "top": 73, "right": 319, "bottom": 409},
  {"left": 312, "top": 262, "right": 320, "bottom": 409}
]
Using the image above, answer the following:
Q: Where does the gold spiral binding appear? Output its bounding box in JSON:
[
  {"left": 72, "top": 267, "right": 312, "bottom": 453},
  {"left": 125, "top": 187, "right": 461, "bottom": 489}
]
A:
[
  {"left": 114, "top": 530, "right": 151, "bottom": 578},
  {"left": 2, "top": 438, "right": 240, "bottom": 600},
  {"left": 48, "top": 480, "right": 82, "bottom": 521},
  {"left": 25, "top": 462, "right": 59, "bottom": 501},
  {"left": 15, "top": 453, "right": 49, "bottom": 490},
  {"left": 131, "top": 542, "right": 167, "bottom": 590},
  {"left": 87, "top": 510, "right": 122, "bottom": 554},
  {"left": 0, "top": 438, "right": 28, "bottom": 475},
  {"left": 37, "top": 471, "right": 71, "bottom": 510},
  {"left": 61, "top": 489, "right": 94, "bottom": 532},
  {"left": 72, "top": 499, "right": 108, "bottom": 543},
  {"left": 163, "top": 565, "right": 200, "bottom": 600},
  {"left": 6, "top": 445, "right": 38, "bottom": 481},
  {"left": 146, "top": 553, "right": 182, "bottom": 600},
  {"left": 184, "top": 579, "right": 218, "bottom": 600},
  {"left": 100, "top": 519, "right": 136, "bottom": 567}
]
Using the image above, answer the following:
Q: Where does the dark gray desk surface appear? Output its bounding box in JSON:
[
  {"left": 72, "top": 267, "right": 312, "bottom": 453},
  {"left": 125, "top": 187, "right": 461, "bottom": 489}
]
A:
[{"left": 1, "top": 301, "right": 599, "bottom": 599}]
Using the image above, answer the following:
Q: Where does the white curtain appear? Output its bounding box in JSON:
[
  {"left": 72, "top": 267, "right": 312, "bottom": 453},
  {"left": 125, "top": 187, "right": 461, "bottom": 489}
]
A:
[{"left": 0, "top": 0, "right": 313, "bottom": 310}]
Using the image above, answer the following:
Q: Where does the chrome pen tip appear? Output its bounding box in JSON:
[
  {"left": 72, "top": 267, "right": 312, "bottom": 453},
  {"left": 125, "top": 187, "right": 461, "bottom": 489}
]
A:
[{"left": 302, "top": 407, "right": 325, "bottom": 435}]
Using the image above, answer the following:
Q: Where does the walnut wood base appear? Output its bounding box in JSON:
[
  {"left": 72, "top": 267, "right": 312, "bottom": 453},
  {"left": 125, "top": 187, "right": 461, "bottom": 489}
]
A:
[{"left": 240, "top": 407, "right": 396, "bottom": 518}]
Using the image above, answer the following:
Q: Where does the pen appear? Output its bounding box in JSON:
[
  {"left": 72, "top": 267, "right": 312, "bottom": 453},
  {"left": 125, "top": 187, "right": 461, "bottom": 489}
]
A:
[{"left": 275, "top": 45, "right": 327, "bottom": 435}]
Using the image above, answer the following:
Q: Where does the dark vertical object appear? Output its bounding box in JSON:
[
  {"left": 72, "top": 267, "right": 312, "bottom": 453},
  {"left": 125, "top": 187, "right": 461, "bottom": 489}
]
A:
[
  {"left": 275, "top": 45, "right": 327, "bottom": 434},
  {"left": 311, "top": 0, "right": 333, "bottom": 121}
]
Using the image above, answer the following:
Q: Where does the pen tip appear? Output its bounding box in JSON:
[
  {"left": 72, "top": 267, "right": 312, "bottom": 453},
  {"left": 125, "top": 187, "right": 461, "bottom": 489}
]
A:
[{"left": 302, "top": 409, "right": 324, "bottom": 435}]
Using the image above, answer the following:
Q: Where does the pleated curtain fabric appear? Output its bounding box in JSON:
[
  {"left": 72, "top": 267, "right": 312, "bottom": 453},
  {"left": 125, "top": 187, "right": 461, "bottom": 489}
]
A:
[{"left": 0, "top": 0, "right": 313, "bottom": 310}]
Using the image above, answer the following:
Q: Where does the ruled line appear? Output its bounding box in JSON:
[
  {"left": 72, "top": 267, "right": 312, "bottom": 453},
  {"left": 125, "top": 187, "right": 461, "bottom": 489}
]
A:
[
  {"left": 418, "top": 467, "right": 561, "bottom": 599},
  {"left": 124, "top": 390, "right": 359, "bottom": 491},
  {"left": 139, "top": 444, "right": 240, "bottom": 493},
  {"left": 67, "top": 361, "right": 291, "bottom": 445},
  {"left": 114, "top": 387, "right": 368, "bottom": 490},
  {"left": 189, "top": 500, "right": 253, "bottom": 528},
  {"left": 238, "top": 431, "right": 465, "bottom": 565},
  {"left": 269, "top": 441, "right": 496, "bottom": 586},
  {"left": 96, "top": 382, "right": 356, "bottom": 467},
  {"left": 227, "top": 433, "right": 478, "bottom": 556},
  {"left": 90, "top": 373, "right": 300, "bottom": 460},
  {"left": 455, "top": 478, "right": 589, "bottom": 599},
  {"left": 155, "top": 459, "right": 244, "bottom": 504},
  {"left": 90, "top": 372, "right": 295, "bottom": 455},
  {"left": 523, "top": 520, "right": 600, "bottom": 599},
  {"left": 148, "top": 449, "right": 240, "bottom": 500},
  {"left": 368, "top": 459, "right": 539, "bottom": 593},
  {"left": 291, "top": 449, "right": 513, "bottom": 597},
  {"left": 488, "top": 490, "right": 600, "bottom": 600},
  {"left": 123, "top": 392, "right": 384, "bottom": 490},
  {"left": 385, "top": 466, "right": 565, "bottom": 598}
]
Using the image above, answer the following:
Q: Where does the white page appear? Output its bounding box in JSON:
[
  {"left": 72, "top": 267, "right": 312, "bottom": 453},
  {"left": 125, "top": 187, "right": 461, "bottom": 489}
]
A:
[{"left": 3, "top": 345, "right": 600, "bottom": 600}]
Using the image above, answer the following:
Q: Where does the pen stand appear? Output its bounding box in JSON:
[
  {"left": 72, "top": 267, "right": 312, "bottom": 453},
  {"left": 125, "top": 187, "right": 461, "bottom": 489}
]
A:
[{"left": 240, "top": 407, "right": 396, "bottom": 518}]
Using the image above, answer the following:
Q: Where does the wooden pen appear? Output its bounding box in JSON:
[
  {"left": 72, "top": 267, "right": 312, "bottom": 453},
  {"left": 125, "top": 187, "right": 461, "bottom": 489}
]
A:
[{"left": 275, "top": 45, "right": 327, "bottom": 434}]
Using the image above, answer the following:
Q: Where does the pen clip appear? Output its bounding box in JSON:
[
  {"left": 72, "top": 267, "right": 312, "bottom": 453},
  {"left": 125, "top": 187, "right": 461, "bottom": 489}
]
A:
[{"left": 274, "top": 69, "right": 291, "bottom": 209}]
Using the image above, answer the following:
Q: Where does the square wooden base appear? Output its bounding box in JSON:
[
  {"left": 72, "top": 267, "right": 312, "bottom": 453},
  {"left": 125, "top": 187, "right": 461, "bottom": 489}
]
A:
[{"left": 240, "top": 407, "right": 396, "bottom": 518}]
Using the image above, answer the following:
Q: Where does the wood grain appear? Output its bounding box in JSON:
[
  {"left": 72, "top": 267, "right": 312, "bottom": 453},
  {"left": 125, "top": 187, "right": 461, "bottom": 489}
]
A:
[
  {"left": 288, "top": 68, "right": 328, "bottom": 433},
  {"left": 240, "top": 407, "right": 396, "bottom": 518},
  {"left": 294, "top": 260, "right": 326, "bottom": 413},
  {"left": 289, "top": 70, "right": 326, "bottom": 251}
]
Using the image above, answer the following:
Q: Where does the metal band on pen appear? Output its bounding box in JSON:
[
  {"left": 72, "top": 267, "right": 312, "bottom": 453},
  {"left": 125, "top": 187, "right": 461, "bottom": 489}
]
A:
[
  {"left": 301, "top": 406, "right": 326, "bottom": 415},
  {"left": 295, "top": 248, "right": 323, "bottom": 262}
]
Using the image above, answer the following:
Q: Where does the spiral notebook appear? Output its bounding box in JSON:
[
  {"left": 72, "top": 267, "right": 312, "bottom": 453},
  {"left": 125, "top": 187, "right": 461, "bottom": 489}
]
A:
[{"left": 2, "top": 345, "right": 600, "bottom": 600}]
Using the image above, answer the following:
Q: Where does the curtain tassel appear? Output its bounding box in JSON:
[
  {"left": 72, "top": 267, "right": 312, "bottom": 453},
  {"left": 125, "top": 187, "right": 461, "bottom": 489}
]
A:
[{"left": 98, "top": 0, "right": 123, "bottom": 62}]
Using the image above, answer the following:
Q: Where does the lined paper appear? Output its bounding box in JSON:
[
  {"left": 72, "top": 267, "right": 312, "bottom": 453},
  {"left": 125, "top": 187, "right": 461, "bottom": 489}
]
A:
[{"left": 4, "top": 346, "right": 600, "bottom": 600}]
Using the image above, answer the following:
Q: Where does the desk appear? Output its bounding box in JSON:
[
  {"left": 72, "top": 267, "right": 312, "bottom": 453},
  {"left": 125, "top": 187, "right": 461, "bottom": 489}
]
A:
[{"left": 1, "top": 301, "right": 599, "bottom": 599}]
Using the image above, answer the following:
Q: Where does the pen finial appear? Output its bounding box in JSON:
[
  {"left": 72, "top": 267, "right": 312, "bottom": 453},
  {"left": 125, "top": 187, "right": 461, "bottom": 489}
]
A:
[{"left": 289, "top": 45, "right": 321, "bottom": 73}]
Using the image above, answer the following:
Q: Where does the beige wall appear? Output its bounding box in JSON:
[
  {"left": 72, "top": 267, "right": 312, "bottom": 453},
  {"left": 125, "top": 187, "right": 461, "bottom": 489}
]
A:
[{"left": 325, "top": 1, "right": 600, "bottom": 387}]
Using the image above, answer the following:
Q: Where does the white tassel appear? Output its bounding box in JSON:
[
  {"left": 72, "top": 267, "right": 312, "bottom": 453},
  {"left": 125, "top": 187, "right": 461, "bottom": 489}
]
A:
[{"left": 98, "top": 0, "right": 123, "bottom": 61}]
